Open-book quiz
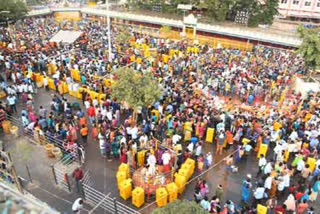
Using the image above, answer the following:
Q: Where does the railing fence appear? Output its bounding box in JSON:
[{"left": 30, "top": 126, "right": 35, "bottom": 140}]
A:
[{"left": 81, "top": 170, "right": 140, "bottom": 214}]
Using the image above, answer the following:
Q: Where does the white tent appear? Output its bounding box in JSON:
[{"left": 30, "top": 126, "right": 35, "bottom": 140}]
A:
[{"left": 49, "top": 30, "right": 83, "bottom": 44}]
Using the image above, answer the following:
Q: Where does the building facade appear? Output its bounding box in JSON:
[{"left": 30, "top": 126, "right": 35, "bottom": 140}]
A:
[{"left": 278, "top": 0, "right": 320, "bottom": 20}]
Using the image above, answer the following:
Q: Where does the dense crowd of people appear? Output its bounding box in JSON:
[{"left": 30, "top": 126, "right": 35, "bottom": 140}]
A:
[{"left": 0, "top": 16, "right": 319, "bottom": 214}]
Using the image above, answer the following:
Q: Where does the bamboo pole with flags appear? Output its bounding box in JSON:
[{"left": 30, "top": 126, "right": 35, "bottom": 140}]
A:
[
  {"left": 296, "top": 99, "right": 304, "bottom": 116},
  {"left": 107, "top": 0, "right": 112, "bottom": 62},
  {"left": 278, "top": 86, "right": 287, "bottom": 107}
]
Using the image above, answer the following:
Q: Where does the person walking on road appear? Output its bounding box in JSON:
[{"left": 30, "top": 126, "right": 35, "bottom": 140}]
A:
[
  {"left": 80, "top": 125, "right": 88, "bottom": 145},
  {"left": 7, "top": 94, "right": 17, "bottom": 113},
  {"left": 72, "top": 167, "right": 84, "bottom": 193}
]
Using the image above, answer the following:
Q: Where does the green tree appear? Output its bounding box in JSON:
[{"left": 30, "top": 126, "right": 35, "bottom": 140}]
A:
[
  {"left": 111, "top": 68, "right": 162, "bottom": 121},
  {"left": 0, "top": 0, "right": 28, "bottom": 22},
  {"left": 203, "top": 0, "right": 235, "bottom": 22},
  {"left": 151, "top": 200, "right": 207, "bottom": 214},
  {"left": 128, "top": 0, "right": 278, "bottom": 26},
  {"left": 129, "top": 0, "right": 160, "bottom": 11},
  {"left": 261, "top": 0, "right": 279, "bottom": 25},
  {"left": 296, "top": 25, "right": 320, "bottom": 79},
  {"left": 115, "top": 27, "right": 132, "bottom": 45},
  {"left": 232, "top": 0, "right": 278, "bottom": 27}
]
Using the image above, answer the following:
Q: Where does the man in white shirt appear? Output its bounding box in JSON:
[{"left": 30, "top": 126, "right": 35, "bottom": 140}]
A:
[
  {"left": 131, "top": 126, "right": 138, "bottom": 140},
  {"left": 120, "top": 135, "right": 126, "bottom": 145},
  {"left": 139, "top": 134, "right": 148, "bottom": 148},
  {"left": 273, "top": 141, "right": 284, "bottom": 161},
  {"left": 42, "top": 77, "right": 48, "bottom": 90},
  {"left": 22, "top": 83, "right": 28, "bottom": 93},
  {"left": 66, "top": 76, "right": 72, "bottom": 84},
  {"left": 7, "top": 86, "right": 15, "bottom": 96},
  {"left": 84, "top": 100, "right": 90, "bottom": 109},
  {"left": 253, "top": 185, "right": 265, "bottom": 203},
  {"left": 72, "top": 198, "right": 84, "bottom": 213},
  {"left": 158, "top": 104, "right": 163, "bottom": 116},
  {"left": 172, "top": 134, "right": 181, "bottom": 145},
  {"left": 7, "top": 95, "right": 17, "bottom": 113},
  {"left": 283, "top": 171, "right": 290, "bottom": 190},
  {"left": 147, "top": 152, "right": 156, "bottom": 166},
  {"left": 101, "top": 106, "right": 107, "bottom": 119},
  {"left": 296, "top": 158, "right": 305, "bottom": 173},
  {"left": 264, "top": 161, "right": 273, "bottom": 175},
  {"left": 5, "top": 61, "right": 10, "bottom": 69},
  {"left": 289, "top": 130, "right": 298, "bottom": 141},
  {"left": 195, "top": 142, "right": 202, "bottom": 158},
  {"left": 98, "top": 132, "right": 106, "bottom": 157},
  {"left": 187, "top": 142, "right": 194, "bottom": 153},
  {"left": 252, "top": 184, "right": 265, "bottom": 207},
  {"left": 270, "top": 130, "right": 279, "bottom": 144},
  {"left": 277, "top": 176, "right": 285, "bottom": 193},
  {"left": 264, "top": 175, "right": 273, "bottom": 190},
  {"left": 257, "top": 154, "right": 267, "bottom": 177},
  {"left": 92, "top": 98, "right": 98, "bottom": 108},
  {"left": 28, "top": 83, "right": 34, "bottom": 94},
  {"left": 106, "top": 109, "right": 113, "bottom": 121},
  {"left": 146, "top": 152, "right": 157, "bottom": 176},
  {"left": 17, "top": 84, "right": 23, "bottom": 94},
  {"left": 162, "top": 150, "right": 171, "bottom": 173}
]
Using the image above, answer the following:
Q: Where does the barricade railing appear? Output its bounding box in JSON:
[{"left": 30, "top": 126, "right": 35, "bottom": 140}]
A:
[
  {"left": 81, "top": 170, "right": 140, "bottom": 214},
  {"left": 5, "top": 114, "right": 80, "bottom": 163},
  {"left": 82, "top": 183, "right": 140, "bottom": 214},
  {"left": 5, "top": 113, "right": 24, "bottom": 134},
  {"left": 51, "top": 164, "right": 71, "bottom": 192},
  {"left": 116, "top": 200, "right": 140, "bottom": 214},
  {"left": 82, "top": 170, "right": 93, "bottom": 187},
  {"left": 82, "top": 184, "right": 116, "bottom": 212},
  {"left": 51, "top": 154, "right": 77, "bottom": 192},
  {"left": 111, "top": 21, "right": 253, "bottom": 51}
]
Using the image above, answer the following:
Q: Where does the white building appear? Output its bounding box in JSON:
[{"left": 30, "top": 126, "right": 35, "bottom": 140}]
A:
[{"left": 278, "top": 0, "right": 320, "bottom": 20}]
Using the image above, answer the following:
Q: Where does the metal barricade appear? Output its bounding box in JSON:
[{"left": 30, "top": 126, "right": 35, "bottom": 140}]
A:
[
  {"left": 82, "top": 170, "right": 140, "bottom": 214},
  {"left": 5, "top": 114, "right": 80, "bottom": 163},
  {"left": 51, "top": 155, "right": 80, "bottom": 192}
]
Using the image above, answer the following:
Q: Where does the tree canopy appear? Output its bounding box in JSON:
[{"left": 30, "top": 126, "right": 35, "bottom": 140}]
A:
[
  {"left": 111, "top": 68, "right": 162, "bottom": 112},
  {"left": 115, "top": 26, "right": 133, "bottom": 45},
  {"left": 129, "top": 0, "right": 279, "bottom": 27},
  {"left": 151, "top": 200, "right": 207, "bottom": 214},
  {"left": 200, "top": 0, "right": 234, "bottom": 22},
  {"left": 296, "top": 25, "right": 320, "bottom": 73},
  {"left": 0, "top": 0, "right": 28, "bottom": 22}
]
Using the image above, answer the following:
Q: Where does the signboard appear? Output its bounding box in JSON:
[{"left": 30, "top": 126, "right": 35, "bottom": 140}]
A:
[
  {"left": 235, "top": 11, "right": 249, "bottom": 25},
  {"left": 54, "top": 12, "right": 81, "bottom": 21},
  {"left": 152, "top": 4, "right": 162, "bottom": 12},
  {"left": 177, "top": 4, "right": 192, "bottom": 10}
]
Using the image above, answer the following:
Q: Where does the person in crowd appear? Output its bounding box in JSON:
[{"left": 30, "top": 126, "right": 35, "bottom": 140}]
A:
[{"left": 80, "top": 124, "right": 88, "bottom": 145}]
